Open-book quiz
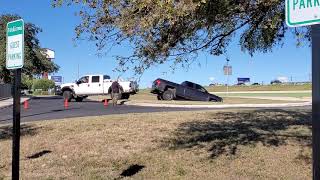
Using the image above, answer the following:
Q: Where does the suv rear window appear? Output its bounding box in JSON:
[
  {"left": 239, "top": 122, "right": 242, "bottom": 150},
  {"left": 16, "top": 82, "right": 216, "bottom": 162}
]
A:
[{"left": 92, "top": 76, "right": 100, "bottom": 83}]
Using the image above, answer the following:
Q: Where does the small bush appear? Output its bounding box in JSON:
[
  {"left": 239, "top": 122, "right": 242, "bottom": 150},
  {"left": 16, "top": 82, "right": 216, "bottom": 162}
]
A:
[
  {"left": 21, "top": 76, "right": 33, "bottom": 90},
  {"left": 33, "top": 79, "right": 55, "bottom": 91}
]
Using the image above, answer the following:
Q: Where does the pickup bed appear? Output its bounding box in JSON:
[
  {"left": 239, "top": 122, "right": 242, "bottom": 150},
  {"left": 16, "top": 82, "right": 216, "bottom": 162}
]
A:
[
  {"left": 151, "top": 78, "right": 222, "bottom": 102},
  {"left": 57, "top": 75, "right": 138, "bottom": 102}
]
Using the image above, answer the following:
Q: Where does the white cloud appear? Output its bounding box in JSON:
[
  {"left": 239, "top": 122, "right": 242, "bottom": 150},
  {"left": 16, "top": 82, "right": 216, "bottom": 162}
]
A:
[{"left": 209, "top": 77, "right": 215, "bottom": 81}]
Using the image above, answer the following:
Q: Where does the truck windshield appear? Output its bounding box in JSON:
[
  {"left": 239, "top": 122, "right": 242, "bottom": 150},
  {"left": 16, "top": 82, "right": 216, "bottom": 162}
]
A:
[
  {"left": 195, "top": 84, "right": 207, "bottom": 93},
  {"left": 103, "top": 75, "right": 111, "bottom": 80},
  {"left": 78, "top": 76, "right": 89, "bottom": 83}
]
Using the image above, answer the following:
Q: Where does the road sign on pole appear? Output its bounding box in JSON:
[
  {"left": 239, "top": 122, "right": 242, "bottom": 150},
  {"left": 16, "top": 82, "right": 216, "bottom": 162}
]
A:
[
  {"left": 6, "top": 19, "right": 24, "bottom": 69},
  {"left": 223, "top": 60, "right": 231, "bottom": 96},
  {"left": 286, "top": 0, "right": 320, "bottom": 27},
  {"left": 286, "top": 1, "right": 320, "bottom": 179},
  {"left": 6, "top": 19, "right": 24, "bottom": 180}
]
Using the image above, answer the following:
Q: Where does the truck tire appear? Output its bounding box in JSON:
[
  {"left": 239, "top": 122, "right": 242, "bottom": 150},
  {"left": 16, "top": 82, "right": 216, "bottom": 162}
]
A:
[
  {"left": 63, "top": 90, "right": 72, "bottom": 102},
  {"left": 162, "top": 90, "right": 174, "bottom": 101},
  {"left": 121, "top": 93, "right": 130, "bottom": 99},
  {"left": 75, "top": 97, "right": 83, "bottom": 102},
  {"left": 157, "top": 95, "right": 163, "bottom": 100}
]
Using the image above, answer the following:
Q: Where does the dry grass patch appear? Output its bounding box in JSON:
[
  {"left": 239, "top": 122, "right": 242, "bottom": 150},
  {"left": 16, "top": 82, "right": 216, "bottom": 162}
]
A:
[
  {"left": 0, "top": 109, "right": 311, "bottom": 179},
  {"left": 206, "top": 84, "right": 311, "bottom": 92},
  {"left": 89, "top": 90, "right": 295, "bottom": 105}
]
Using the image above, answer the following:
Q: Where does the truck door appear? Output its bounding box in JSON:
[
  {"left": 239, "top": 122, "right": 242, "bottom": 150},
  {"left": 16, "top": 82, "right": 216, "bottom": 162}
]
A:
[
  {"left": 182, "top": 82, "right": 196, "bottom": 100},
  {"left": 74, "top": 76, "right": 91, "bottom": 95},
  {"left": 193, "top": 84, "right": 208, "bottom": 101},
  {"left": 182, "top": 82, "right": 206, "bottom": 101},
  {"left": 103, "top": 75, "right": 112, "bottom": 94},
  {"left": 90, "top": 75, "right": 104, "bottom": 95}
]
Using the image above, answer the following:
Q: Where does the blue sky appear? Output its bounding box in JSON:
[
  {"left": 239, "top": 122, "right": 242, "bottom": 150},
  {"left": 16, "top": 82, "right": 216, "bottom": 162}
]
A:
[{"left": 0, "top": 1, "right": 312, "bottom": 88}]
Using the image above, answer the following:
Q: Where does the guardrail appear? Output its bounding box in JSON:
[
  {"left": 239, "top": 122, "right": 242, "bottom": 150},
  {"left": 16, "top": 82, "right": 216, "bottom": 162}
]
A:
[{"left": 0, "top": 84, "right": 12, "bottom": 100}]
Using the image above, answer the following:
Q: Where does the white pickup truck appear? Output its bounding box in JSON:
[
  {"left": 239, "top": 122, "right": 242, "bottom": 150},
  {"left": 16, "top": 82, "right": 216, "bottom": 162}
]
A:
[{"left": 57, "top": 75, "right": 138, "bottom": 102}]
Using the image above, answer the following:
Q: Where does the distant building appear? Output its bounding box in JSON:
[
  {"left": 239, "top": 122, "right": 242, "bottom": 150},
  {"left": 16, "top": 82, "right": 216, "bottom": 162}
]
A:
[
  {"left": 40, "top": 48, "right": 55, "bottom": 79},
  {"left": 277, "top": 76, "right": 289, "bottom": 83}
]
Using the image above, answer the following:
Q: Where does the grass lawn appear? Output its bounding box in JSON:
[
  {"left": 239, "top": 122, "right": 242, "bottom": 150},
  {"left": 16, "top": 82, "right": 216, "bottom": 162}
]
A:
[
  {"left": 205, "top": 84, "right": 311, "bottom": 92},
  {"left": 0, "top": 109, "right": 311, "bottom": 179},
  {"left": 220, "top": 92, "right": 311, "bottom": 98}
]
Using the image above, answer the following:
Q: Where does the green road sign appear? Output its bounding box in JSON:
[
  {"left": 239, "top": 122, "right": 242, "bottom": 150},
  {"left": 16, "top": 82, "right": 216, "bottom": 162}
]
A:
[
  {"left": 286, "top": 0, "right": 320, "bottom": 27},
  {"left": 6, "top": 19, "right": 24, "bottom": 69}
]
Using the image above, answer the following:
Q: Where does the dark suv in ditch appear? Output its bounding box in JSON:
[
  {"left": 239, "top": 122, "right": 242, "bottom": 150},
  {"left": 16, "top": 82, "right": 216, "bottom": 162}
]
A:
[{"left": 151, "top": 78, "right": 222, "bottom": 102}]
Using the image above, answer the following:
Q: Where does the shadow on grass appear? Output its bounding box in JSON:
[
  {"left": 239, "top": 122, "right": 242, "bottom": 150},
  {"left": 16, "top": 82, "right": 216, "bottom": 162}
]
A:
[
  {"left": 120, "top": 164, "right": 145, "bottom": 177},
  {"left": 163, "top": 109, "right": 311, "bottom": 159},
  {"left": 0, "top": 124, "right": 39, "bottom": 140},
  {"left": 27, "top": 150, "right": 52, "bottom": 159}
]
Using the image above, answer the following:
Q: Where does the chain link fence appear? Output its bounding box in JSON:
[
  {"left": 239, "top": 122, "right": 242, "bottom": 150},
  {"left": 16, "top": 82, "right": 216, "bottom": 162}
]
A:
[{"left": 0, "top": 84, "right": 12, "bottom": 100}]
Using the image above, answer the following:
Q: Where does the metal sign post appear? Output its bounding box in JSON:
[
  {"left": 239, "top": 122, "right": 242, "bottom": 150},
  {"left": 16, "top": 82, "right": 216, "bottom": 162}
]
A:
[
  {"left": 6, "top": 19, "right": 24, "bottom": 180},
  {"left": 223, "top": 60, "right": 232, "bottom": 96},
  {"left": 312, "top": 24, "right": 320, "bottom": 180},
  {"left": 12, "top": 69, "right": 21, "bottom": 180},
  {"left": 285, "top": 1, "right": 320, "bottom": 178}
]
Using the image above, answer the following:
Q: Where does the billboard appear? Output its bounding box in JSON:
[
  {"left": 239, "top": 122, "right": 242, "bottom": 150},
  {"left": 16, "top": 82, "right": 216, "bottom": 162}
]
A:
[
  {"left": 238, "top": 78, "right": 250, "bottom": 84},
  {"left": 50, "top": 76, "right": 62, "bottom": 84},
  {"left": 41, "top": 48, "right": 55, "bottom": 59}
]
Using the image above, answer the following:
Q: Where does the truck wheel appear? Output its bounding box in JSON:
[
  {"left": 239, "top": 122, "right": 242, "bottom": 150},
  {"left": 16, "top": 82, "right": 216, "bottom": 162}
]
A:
[
  {"left": 162, "top": 90, "right": 174, "bottom": 101},
  {"left": 63, "top": 90, "right": 72, "bottom": 102},
  {"left": 121, "top": 93, "right": 130, "bottom": 99},
  {"left": 75, "top": 97, "right": 83, "bottom": 102}
]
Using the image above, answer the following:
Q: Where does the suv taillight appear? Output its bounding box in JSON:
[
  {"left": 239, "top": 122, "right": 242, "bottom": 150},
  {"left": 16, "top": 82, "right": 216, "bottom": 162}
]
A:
[{"left": 156, "top": 80, "right": 161, "bottom": 86}]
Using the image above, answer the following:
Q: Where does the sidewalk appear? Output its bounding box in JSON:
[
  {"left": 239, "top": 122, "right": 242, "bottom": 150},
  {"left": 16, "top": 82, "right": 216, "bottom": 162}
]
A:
[
  {"left": 126, "top": 101, "right": 311, "bottom": 109},
  {"left": 226, "top": 96, "right": 311, "bottom": 102},
  {"left": 213, "top": 90, "right": 311, "bottom": 94},
  {"left": 0, "top": 97, "right": 30, "bottom": 109}
]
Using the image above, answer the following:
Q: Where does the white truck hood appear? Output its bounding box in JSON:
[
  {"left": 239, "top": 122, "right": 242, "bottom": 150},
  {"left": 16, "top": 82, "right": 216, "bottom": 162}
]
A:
[{"left": 61, "top": 83, "right": 76, "bottom": 88}]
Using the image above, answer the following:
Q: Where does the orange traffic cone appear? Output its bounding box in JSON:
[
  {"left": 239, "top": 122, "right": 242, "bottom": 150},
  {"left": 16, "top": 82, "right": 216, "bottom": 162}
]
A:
[
  {"left": 64, "top": 99, "right": 69, "bottom": 108},
  {"left": 104, "top": 99, "right": 108, "bottom": 107},
  {"left": 24, "top": 100, "right": 29, "bottom": 109}
]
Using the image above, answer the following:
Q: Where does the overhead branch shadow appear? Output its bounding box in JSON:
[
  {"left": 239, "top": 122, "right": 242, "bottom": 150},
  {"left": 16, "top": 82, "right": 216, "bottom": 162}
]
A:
[
  {"left": 162, "top": 109, "right": 311, "bottom": 159},
  {"left": 0, "top": 124, "right": 39, "bottom": 140},
  {"left": 0, "top": 107, "right": 81, "bottom": 123}
]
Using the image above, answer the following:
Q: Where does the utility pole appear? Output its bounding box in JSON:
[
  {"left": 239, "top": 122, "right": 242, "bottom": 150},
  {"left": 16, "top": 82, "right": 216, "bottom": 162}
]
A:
[
  {"left": 226, "top": 59, "right": 229, "bottom": 96},
  {"left": 224, "top": 58, "right": 231, "bottom": 96},
  {"left": 77, "top": 63, "right": 80, "bottom": 79}
]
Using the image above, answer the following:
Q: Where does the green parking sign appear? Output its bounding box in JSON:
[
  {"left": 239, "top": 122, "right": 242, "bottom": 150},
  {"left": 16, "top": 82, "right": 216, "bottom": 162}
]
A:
[
  {"left": 286, "top": 0, "right": 320, "bottom": 27},
  {"left": 6, "top": 19, "right": 24, "bottom": 69}
]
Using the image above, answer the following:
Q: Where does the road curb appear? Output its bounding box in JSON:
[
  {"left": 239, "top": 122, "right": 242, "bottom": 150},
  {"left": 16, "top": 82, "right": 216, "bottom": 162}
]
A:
[
  {"left": 126, "top": 101, "right": 312, "bottom": 109},
  {"left": 0, "top": 97, "right": 30, "bottom": 110}
]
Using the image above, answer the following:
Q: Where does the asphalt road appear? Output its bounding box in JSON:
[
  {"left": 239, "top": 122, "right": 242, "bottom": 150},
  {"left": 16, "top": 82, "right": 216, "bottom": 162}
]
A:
[
  {"left": 0, "top": 96, "right": 207, "bottom": 124},
  {"left": 0, "top": 96, "right": 311, "bottom": 124}
]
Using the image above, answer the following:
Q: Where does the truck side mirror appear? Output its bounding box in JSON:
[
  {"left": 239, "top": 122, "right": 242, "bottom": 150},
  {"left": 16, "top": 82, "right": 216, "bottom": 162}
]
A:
[{"left": 76, "top": 80, "right": 81, "bottom": 85}]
